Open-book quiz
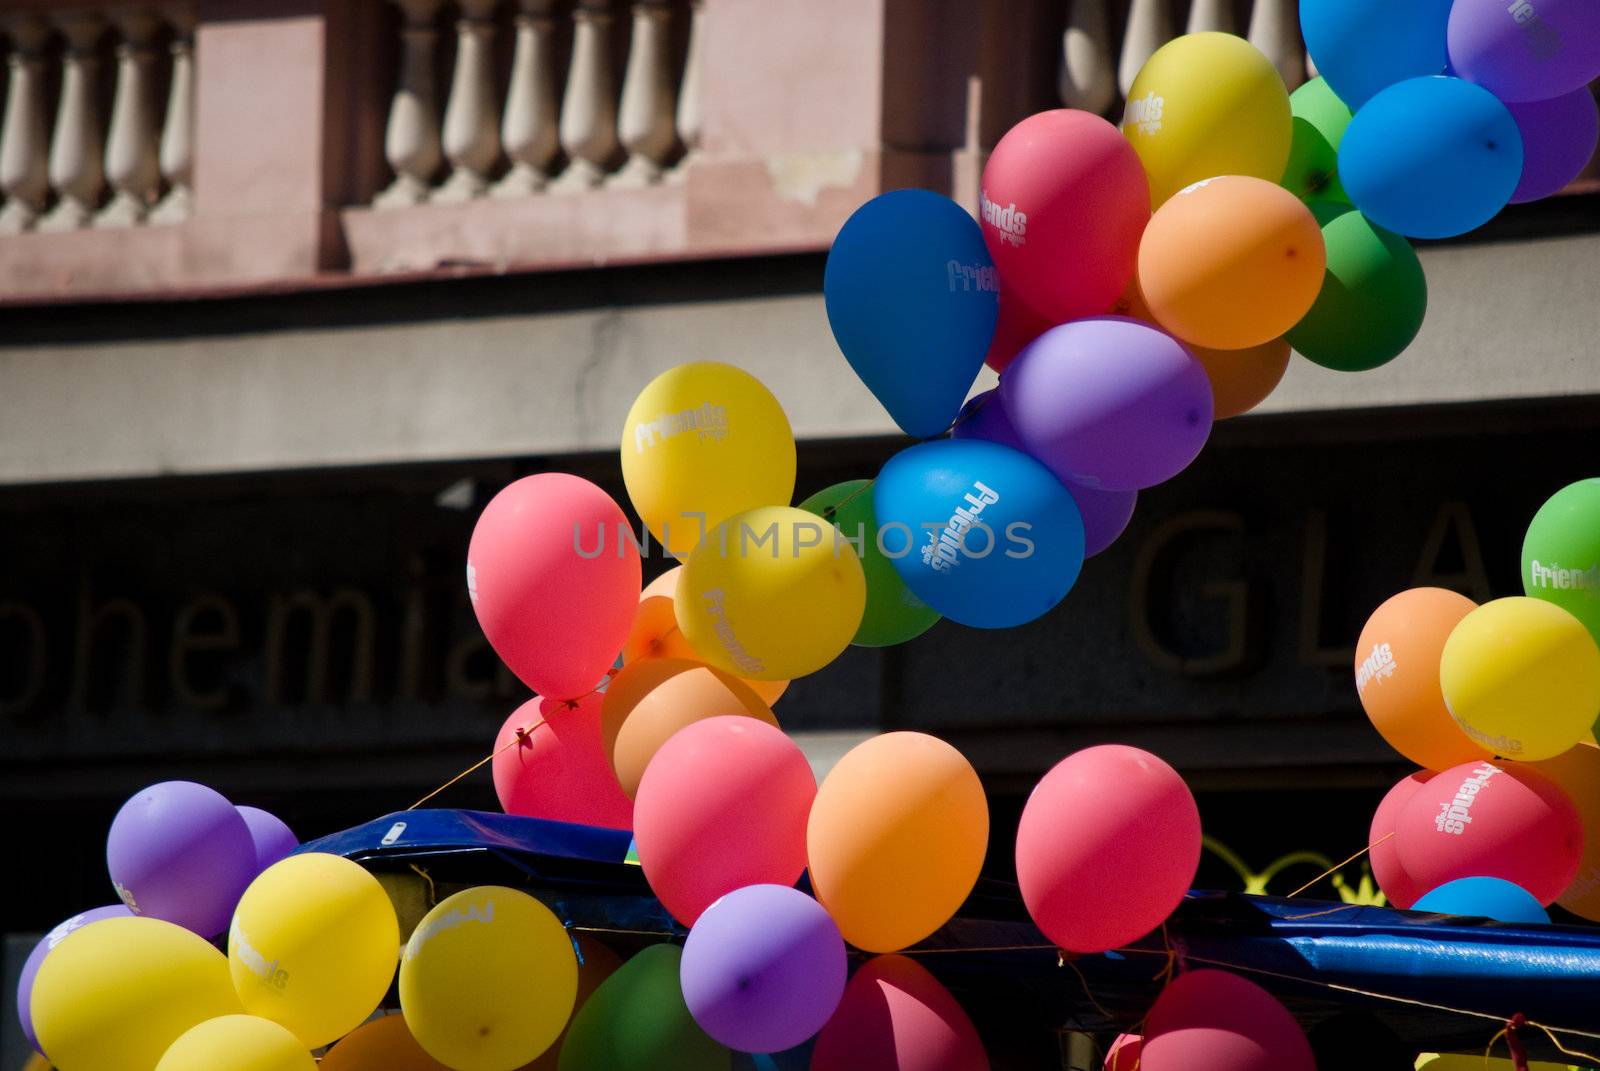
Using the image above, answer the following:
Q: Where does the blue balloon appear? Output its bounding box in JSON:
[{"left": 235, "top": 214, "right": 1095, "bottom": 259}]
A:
[
  {"left": 873, "top": 438, "right": 1083, "bottom": 629},
  {"left": 1339, "top": 76, "right": 1523, "bottom": 239},
  {"left": 825, "top": 190, "right": 1000, "bottom": 439},
  {"left": 1300, "top": 0, "right": 1452, "bottom": 109},
  {"left": 1413, "top": 877, "right": 1550, "bottom": 924}
]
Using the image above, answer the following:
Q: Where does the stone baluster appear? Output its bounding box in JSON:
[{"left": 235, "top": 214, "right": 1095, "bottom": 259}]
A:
[
  {"left": 610, "top": 0, "right": 677, "bottom": 188},
  {"left": 1249, "top": 0, "right": 1305, "bottom": 89},
  {"left": 1119, "top": 0, "right": 1172, "bottom": 97},
  {"left": 374, "top": 0, "right": 443, "bottom": 208},
  {"left": 492, "top": 0, "right": 559, "bottom": 197},
  {"left": 97, "top": 10, "right": 164, "bottom": 228},
  {"left": 434, "top": 0, "right": 502, "bottom": 203},
  {"left": 39, "top": 12, "right": 107, "bottom": 231},
  {"left": 1058, "top": 0, "right": 1115, "bottom": 116},
  {"left": 671, "top": 0, "right": 703, "bottom": 177},
  {"left": 150, "top": 8, "right": 196, "bottom": 224},
  {"left": 551, "top": 0, "right": 619, "bottom": 191},
  {"left": 1187, "top": 0, "right": 1234, "bottom": 34},
  {"left": 0, "top": 15, "right": 51, "bottom": 233}
]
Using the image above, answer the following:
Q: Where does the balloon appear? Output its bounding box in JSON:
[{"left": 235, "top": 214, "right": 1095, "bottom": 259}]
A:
[
  {"left": 807, "top": 732, "right": 988, "bottom": 952},
  {"left": 492, "top": 693, "right": 635, "bottom": 829},
  {"left": 155, "top": 1016, "right": 314, "bottom": 1071},
  {"left": 1138, "top": 176, "right": 1327, "bottom": 351},
  {"left": 872, "top": 439, "right": 1084, "bottom": 628},
  {"left": 635, "top": 716, "right": 816, "bottom": 926},
  {"left": 808, "top": 955, "right": 988, "bottom": 1071},
  {"left": 1299, "top": 0, "right": 1453, "bottom": 109},
  {"left": 16, "top": 904, "right": 132, "bottom": 1053},
  {"left": 950, "top": 390, "right": 1136, "bottom": 556},
  {"left": 798, "top": 480, "right": 941, "bottom": 647},
  {"left": 603, "top": 658, "right": 777, "bottom": 798},
  {"left": 1439, "top": 596, "right": 1600, "bottom": 761},
  {"left": 1448, "top": 0, "right": 1600, "bottom": 103},
  {"left": 1339, "top": 76, "right": 1523, "bottom": 239},
  {"left": 677, "top": 506, "right": 866, "bottom": 680},
  {"left": 1522, "top": 478, "right": 1600, "bottom": 645},
  {"left": 1285, "top": 202, "right": 1427, "bottom": 372},
  {"left": 681, "top": 885, "right": 847, "bottom": 1053},
  {"left": 999, "top": 318, "right": 1213, "bottom": 491},
  {"left": 1531, "top": 743, "right": 1600, "bottom": 921},
  {"left": 400, "top": 886, "right": 577, "bottom": 1071},
  {"left": 824, "top": 189, "right": 999, "bottom": 438},
  {"left": 984, "top": 285, "right": 1056, "bottom": 374},
  {"left": 320, "top": 1015, "right": 453, "bottom": 1071},
  {"left": 519, "top": 934, "right": 624, "bottom": 1071},
  {"left": 237, "top": 807, "right": 298, "bottom": 876},
  {"left": 1353, "top": 588, "right": 1490, "bottom": 771},
  {"left": 1141, "top": 969, "right": 1315, "bottom": 1071},
  {"left": 1370, "top": 772, "right": 1436, "bottom": 909},
  {"left": 559, "top": 945, "right": 729, "bottom": 1071},
  {"left": 1508, "top": 88, "right": 1600, "bottom": 203},
  {"left": 622, "top": 568, "right": 788, "bottom": 705},
  {"left": 1281, "top": 77, "right": 1353, "bottom": 203},
  {"left": 1016, "top": 745, "right": 1201, "bottom": 953},
  {"left": 1420, "top": 1055, "right": 1576, "bottom": 1071},
  {"left": 32, "top": 915, "right": 242, "bottom": 1071},
  {"left": 1122, "top": 32, "right": 1293, "bottom": 206},
  {"left": 1104, "top": 1035, "right": 1142, "bottom": 1071},
  {"left": 229, "top": 853, "right": 399, "bottom": 1047},
  {"left": 1413, "top": 876, "right": 1551, "bottom": 923},
  {"left": 1395, "top": 760, "right": 1582, "bottom": 905},
  {"left": 979, "top": 110, "right": 1149, "bottom": 321},
  {"left": 467, "top": 473, "right": 641, "bottom": 700}
]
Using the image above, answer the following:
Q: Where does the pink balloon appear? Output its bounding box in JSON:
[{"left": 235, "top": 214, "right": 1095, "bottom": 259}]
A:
[
  {"left": 1143, "top": 969, "right": 1314, "bottom": 1071},
  {"left": 491, "top": 694, "right": 634, "bottom": 831},
  {"left": 1395, "top": 760, "right": 1583, "bottom": 906},
  {"left": 1370, "top": 771, "right": 1435, "bottom": 909},
  {"left": 810, "top": 955, "right": 988, "bottom": 1071},
  {"left": 1016, "top": 745, "right": 1200, "bottom": 953},
  {"left": 1104, "top": 1034, "right": 1142, "bottom": 1071},
  {"left": 983, "top": 285, "right": 1055, "bottom": 374},
  {"left": 633, "top": 715, "right": 816, "bottom": 926},
  {"left": 467, "top": 473, "right": 640, "bottom": 701}
]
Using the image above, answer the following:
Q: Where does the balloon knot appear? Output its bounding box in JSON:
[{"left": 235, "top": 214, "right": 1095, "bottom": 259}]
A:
[
  {"left": 514, "top": 726, "right": 531, "bottom": 747},
  {"left": 1506, "top": 1013, "right": 1530, "bottom": 1071}
]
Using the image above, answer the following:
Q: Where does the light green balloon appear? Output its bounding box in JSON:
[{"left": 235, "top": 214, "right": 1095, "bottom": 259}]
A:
[
  {"left": 1281, "top": 77, "right": 1353, "bottom": 204},
  {"left": 559, "top": 945, "right": 729, "bottom": 1071},
  {"left": 1522, "top": 479, "right": 1600, "bottom": 654}
]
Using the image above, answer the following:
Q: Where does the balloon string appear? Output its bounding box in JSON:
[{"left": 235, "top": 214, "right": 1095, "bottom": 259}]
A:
[
  {"left": 408, "top": 863, "right": 437, "bottom": 908},
  {"left": 818, "top": 479, "right": 875, "bottom": 523},
  {"left": 1059, "top": 952, "right": 1116, "bottom": 1022},
  {"left": 1285, "top": 833, "right": 1391, "bottom": 899}
]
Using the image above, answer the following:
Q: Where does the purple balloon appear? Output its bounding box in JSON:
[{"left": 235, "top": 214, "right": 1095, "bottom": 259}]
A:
[
  {"left": 237, "top": 805, "right": 299, "bottom": 874},
  {"left": 105, "top": 781, "right": 257, "bottom": 938},
  {"left": 16, "top": 904, "right": 132, "bottom": 1052},
  {"left": 1449, "top": 0, "right": 1600, "bottom": 103},
  {"left": 953, "top": 390, "right": 1137, "bottom": 557},
  {"left": 1508, "top": 87, "right": 1599, "bottom": 203},
  {"left": 680, "top": 884, "right": 846, "bottom": 1054},
  {"left": 998, "top": 318, "right": 1213, "bottom": 493}
]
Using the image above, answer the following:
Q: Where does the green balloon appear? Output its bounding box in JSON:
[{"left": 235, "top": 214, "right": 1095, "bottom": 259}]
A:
[
  {"left": 1522, "top": 479, "right": 1600, "bottom": 650},
  {"left": 798, "top": 479, "right": 940, "bottom": 647},
  {"left": 559, "top": 945, "right": 729, "bottom": 1071},
  {"left": 1281, "top": 77, "right": 1353, "bottom": 204},
  {"left": 1286, "top": 202, "right": 1427, "bottom": 372}
]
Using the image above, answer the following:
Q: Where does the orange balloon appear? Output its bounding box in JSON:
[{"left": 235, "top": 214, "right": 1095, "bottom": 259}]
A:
[
  {"left": 520, "top": 934, "right": 621, "bottom": 1071},
  {"left": 1528, "top": 745, "right": 1600, "bottom": 922},
  {"left": 806, "top": 732, "right": 988, "bottom": 953},
  {"left": 1137, "top": 175, "right": 1326, "bottom": 350},
  {"left": 601, "top": 657, "right": 778, "bottom": 798},
  {"left": 623, "top": 568, "right": 788, "bottom": 705},
  {"left": 1356, "top": 588, "right": 1493, "bottom": 771},
  {"left": 320, "top": 1015, "right": 452, "bottom": 1071}
]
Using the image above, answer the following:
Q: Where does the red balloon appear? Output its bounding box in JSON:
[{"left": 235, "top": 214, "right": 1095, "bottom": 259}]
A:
[
  {"left": 1016, "top": 745, "right": 1200, "bottom": 953},
  {"left": 491, "top": 694, "right": 634, "bottom": 831},
  {"left": 1143, "top": 969, "right": 1314, "bottom": 1071},
  {"left": 979, "top": 110, "right": 1150, "bottom": 323},
  {"left": 467, "top": 473, "right": 640, "bottom": 701},
  {"left": 1396, "top": 760, "right": 1583, "bottom": 906},
  {"left": 983, "top": 286, "right": 1055, "bottom": 374},
  {"left": 1369, "top": 771, "right": 1434, "bottom": 909},
  {"left": 633, "top": 716, "right": 816, "bottom": 927},
  {"left": 1104, "top": 1034, "right": 1142, "bottom": 1071},
  {"left": 810, "top": 955, "right": 988, "bottom": 1071}
]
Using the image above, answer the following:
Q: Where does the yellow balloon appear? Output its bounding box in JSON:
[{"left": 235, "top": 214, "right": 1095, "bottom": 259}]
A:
[
  {"left": 1417, "top": 1055, "right": 1575, "bottom": 1071},
  {"left": 1440, "top": 597, "right": 1600, "bottom": 761},
  {"left": 229, "top": 853, "right": 399, "bottom": 1049},
  {"left": 1531, "top": 743, "right": 1600, "bottom": 922},
  {"left": 677, "top": 506, "right": 866, "bottom": 680},
  {"left": 32, "top": 915, "right": 242, "bottom": 1071},
  {"left": 1122, "top": 32, "right": 1292, "bottom": 206},
  {"left": 621, "top": 362, "right": 797, "bottom": 559},
  {"left": 155, "top": 1015, "right": 314, "bottom": 1071},
  {"left": 399, "top": 886, "right": 578, "bottom": 1071}
]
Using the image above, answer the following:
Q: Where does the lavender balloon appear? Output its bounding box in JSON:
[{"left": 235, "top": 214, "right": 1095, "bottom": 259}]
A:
[
  {"left": 1508, "top": 87, "right": 1600, "bottom": 203},
  {"left": 105, "top": 781, "right": 258, "bottom": 938},
  {"left": 998, "top": 318, "right": 1213, "bottom": 493},
  {"left": 237, "top": 805, "right": 299, "bottom": 874},
  {"left": 953, "top": 389, "right": 1136, "bottom": 557},
  {"left": 15, "top": 904, "right": 132, "bottom": 1052},
  {"left": 680, "top": 884, "right": 847, "bottom": 1054},
  {"left": 1448, "top": 0, "right": 1600, "bottom": 102}
]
